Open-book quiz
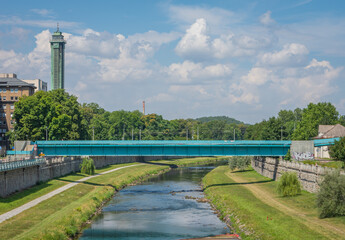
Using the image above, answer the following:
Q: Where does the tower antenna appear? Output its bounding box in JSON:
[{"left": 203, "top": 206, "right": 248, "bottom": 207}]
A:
[{"left": 57, "top": 22, "right": 59, "bottom": 32}]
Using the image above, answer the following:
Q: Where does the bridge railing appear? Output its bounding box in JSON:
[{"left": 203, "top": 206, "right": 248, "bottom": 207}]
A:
[{"left": 0, "top": 158, "right": 46, "bottom": 172}]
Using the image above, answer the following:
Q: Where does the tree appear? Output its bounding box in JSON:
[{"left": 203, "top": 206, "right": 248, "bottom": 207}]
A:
[
  {"left": 277, "top": 172, "right": 301, "bottom": 197},
  {"left": 13, "top": 89, "right": 88, "bottom": 141},
  {"left": 292, "top": 102, "right": 339, "bottom": 140},
  {"left": 329, "top": 137, "right": 345, "bottom": 168}
]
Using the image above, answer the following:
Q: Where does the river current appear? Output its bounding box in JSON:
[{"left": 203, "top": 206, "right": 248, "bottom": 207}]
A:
[{"left": 80, "top": 166, "right": 230, "bottom": 240}]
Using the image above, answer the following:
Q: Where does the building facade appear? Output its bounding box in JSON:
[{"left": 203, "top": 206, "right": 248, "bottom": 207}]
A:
[
  {"left": 22, "top": 79, "right": 48, "bottom": 92},
  {"left": 50, "top": 26, "right": 66, "bottom": 90},
  {"left": 0, "top": 74, "right": 36, "bottom": 151}
]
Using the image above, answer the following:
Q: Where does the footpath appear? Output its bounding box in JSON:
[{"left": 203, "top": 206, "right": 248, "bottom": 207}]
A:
[{"left": 0, "top": 164, "right": 140, "bottom": 224}]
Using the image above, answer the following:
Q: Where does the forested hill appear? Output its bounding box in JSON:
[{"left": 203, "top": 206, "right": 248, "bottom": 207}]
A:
[{"left": 196, "top": 116, "right": 244, "bottom": 125}]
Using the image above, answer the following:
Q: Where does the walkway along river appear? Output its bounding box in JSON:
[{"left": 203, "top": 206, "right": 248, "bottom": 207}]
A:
[{"left": 80, "top": 166, "right": 230, "bottom": 240}]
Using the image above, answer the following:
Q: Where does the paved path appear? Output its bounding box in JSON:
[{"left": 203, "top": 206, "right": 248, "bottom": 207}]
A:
[{"left": 0, "top": 164, "right": 141, "bottom": 224}]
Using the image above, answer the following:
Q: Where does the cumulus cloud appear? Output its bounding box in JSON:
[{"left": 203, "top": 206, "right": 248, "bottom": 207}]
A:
[{"left": 259, "top": 43, "right": 309, "bottom": 67}]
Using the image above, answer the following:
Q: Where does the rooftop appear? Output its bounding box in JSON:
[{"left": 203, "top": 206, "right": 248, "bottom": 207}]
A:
[{"left": 0, "top": 74, "right": 36, "bottom": 88}]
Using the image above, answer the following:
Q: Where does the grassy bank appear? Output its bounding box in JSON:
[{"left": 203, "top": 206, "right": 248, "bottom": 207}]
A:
[
  {"left": 202, "top": 166, "right": 345, "bottom": 240},
  {"left": 0, "top": 157, "right": 225, "bottom": 239}
]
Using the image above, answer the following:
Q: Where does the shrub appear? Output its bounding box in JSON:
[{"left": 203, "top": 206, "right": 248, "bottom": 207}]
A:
[
  {"left": 317, "top": 170, "right": 345, "bottom": 218},
  {"left": 229, "top": 156, "right": 251, "bottom": 171},
  {"left": 329, "top": 137, "right": 345, "bottom": 168},
  {"left": 229, "top": 157, "right": 237, "bottom": 171},
  {"left": 80, "top": 158, "right": 95, "bottom": 175},
  {"left": 277, "top": 171, "right": 301, "bottom": 197},
  {"left": 284, "top": 149, "right": 291, "bottom": 161}
]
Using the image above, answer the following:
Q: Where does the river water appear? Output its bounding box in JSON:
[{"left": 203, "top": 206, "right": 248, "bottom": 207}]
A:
[{"left": 80, "top": 166, "right": 230, "bottom": 240}]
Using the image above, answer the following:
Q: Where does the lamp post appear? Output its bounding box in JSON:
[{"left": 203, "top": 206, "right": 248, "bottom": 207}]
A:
[
  {"left": 45, "top": 126, "right": 48, "bottom": 141},
  {"left": 92, "top": 126, "right": 95, "bottom": 141}
]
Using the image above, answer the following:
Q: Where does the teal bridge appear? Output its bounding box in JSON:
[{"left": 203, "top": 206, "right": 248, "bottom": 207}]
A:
[{"left": 34, "top": 138, "right": 339, "bottom": 157}]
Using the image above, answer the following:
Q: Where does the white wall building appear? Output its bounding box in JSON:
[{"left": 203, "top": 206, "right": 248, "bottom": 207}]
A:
[{"left": 22, "top": 79, "right": 48, "bottom": 92}]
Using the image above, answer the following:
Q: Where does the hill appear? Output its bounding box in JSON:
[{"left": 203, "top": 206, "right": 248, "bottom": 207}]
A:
[{"left": 195, "top": 116, "right": 243, "bottom": 124}]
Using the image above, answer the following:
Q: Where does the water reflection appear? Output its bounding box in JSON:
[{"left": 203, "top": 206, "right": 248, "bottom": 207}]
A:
[{"left": 81, "top": 166, "right": 230, "bottom": 240}]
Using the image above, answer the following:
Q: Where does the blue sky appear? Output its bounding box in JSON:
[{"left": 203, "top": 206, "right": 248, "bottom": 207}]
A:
[{"left": 0, "top": 0, "right": 345, "bottom": 123}]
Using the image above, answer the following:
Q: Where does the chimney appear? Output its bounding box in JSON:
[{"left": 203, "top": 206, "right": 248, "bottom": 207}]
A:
[{"left": 143, "top": 101, "right": 145, "bottom": 115}]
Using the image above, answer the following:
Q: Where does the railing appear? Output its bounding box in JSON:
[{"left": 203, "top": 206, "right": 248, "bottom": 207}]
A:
[{"left": 0, "top": 158, "right": 46, "bottom": 172}]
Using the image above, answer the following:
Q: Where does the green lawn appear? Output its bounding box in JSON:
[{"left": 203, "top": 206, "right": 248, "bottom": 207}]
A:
[{"left": 202, "top": 166, "right": 345, "bottom": 240}]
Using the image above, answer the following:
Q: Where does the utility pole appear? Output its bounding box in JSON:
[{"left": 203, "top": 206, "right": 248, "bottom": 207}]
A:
[
  {"left": 92, "top": 126, "right": 95, "bottom": 141},
  {"left": 197, "top": 127, "right": 199, "bottom": 140},
  {"left": 281, "top": 126, "right": 283, "bottom": 140},
  {"left": 139, "top": 127, "right": 142, "bottom": 141},
  {"left": 45, "top": 126, "right": 48, "bottom": 141},
  {"left": 132, "top": 128, "right": 134, "bottom": 140},
  {"left": 234, "top": 128, "right": 236, "bottom": 141},
  {"left": 186, "top": 128, "right": 188, "bottom": 141},
  {"left": 122, "top": 124, "right": 125, "bottom": 141},
  {"left": 192, "top": 128, "right": 194, "bottom": 140}
]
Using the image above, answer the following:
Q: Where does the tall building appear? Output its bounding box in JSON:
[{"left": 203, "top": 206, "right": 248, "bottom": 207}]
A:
[
  {"left": 50, "top": 25, "right": 66, "bottom": 90},
  {"left": 0, "top": 74, "right": 36, "bottom": 151},
  {"left": 22, "top": 79, "right": 48, "bottom": 92}
]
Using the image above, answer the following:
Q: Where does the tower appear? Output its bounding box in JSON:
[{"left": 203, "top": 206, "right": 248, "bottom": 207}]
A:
[{"left": 50, "top": 24, "right": 66, "bottom": 90}]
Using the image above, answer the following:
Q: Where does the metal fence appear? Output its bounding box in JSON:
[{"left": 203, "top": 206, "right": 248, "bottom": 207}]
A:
[{"left": 0, "top": 158, "right": 46, "bottom": 172}]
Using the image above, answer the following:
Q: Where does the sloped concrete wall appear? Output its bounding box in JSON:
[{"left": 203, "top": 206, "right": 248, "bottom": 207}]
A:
[
  {"left": 251, "top": 157, "right": 344, "bottom": 193},
  {"left": 0, "top": 155, "right": 184, "bottom": 197}
]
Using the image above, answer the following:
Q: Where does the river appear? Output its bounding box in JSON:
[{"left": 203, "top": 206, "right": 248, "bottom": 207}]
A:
[{"left": 80, "top": 165, "right": 230, "bottom": 240}]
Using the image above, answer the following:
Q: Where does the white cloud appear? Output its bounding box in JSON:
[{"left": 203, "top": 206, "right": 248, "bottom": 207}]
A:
[
  {"left": 0, "top": 16, "right": 79, "bottom": 29},
  {"left": 259, "top": 43, "right": 309, "bottom": 67},
  {"left": 30, "top": 9, "right": 53, "bottom": 17},
  {"left": 259, "top": 11, "right": 275, "bottom": 25}
]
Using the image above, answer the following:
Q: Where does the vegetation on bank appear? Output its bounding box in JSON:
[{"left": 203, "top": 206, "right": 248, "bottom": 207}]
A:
[
  {"left": 0, "top": 157, "right": 224, "bottom": 239},
  {"left": 80, "top": 158, "right": 95, "bottom": 175},
  {"left": 8, "top": 89, "right": 345, "bottom": 143},
  {"left": 302, "top": 160, "right": 344, "bottom": 169},
  {"left": 330, "top": 137, "right": 345, "bottom": 168},
  {"left": 202, "top": 166, "right": 345, "bottom": 240},
  {"left": 276, "top": 172, "right": 301, "bottom": 197}
]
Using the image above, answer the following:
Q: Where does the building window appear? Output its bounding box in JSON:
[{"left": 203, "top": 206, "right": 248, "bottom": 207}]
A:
[
  {"left": 10, "top": 89, "right": 14, "bottom": 93},
  {"left": 15, "top": 96, "right": 18, "bottom": 100},
  {"left": 3, "top": 129, "right": 6, "bottom": 133},
  {"left": 15, "top": 88, "right": 18, "bottom": 93},
  {"left": 2, "top": 96, "right": 6, "bottom": 101},
  {"left": 10, "top": 113, "right": 13, "bottom": 118},
  {"left": 10, "top": 96, "right": 13, "bottom": 100},
  {"left": 3, "top": 113, "right": 6, "bottom": 118},
  {"left": 10, "top": 120, "right": 14, "bottom": 125},
  {"left": 2, "top": 121, "right": 6, "bottom": 125},
  {"left": 10, "top": 105, "right": 14, "bottom": 110},
  {"left": 3, "top": 89, "right": 6, "bottom": 93},
  {"left": 2, "top": 105, "right": 6, "bottom": 109},
  {"left": 0, "top": 89, "right": 2, "bottom": 93}
]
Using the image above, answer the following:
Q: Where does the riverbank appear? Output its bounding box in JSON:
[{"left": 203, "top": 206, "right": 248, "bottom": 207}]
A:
[
  {"left": 202, "top": 166, "right": 345, "bottom": 240},
  {"left": 0, "top": 157, "right": 225, "bottom": 239}
]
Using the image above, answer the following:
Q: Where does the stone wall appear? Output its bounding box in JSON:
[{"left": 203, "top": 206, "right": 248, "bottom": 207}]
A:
[
  {"left": 0, "top": 155, "right": 181, "bottom": 197},
  {"left": 251, "top": 157, "right": 344, "bottom": 193}
]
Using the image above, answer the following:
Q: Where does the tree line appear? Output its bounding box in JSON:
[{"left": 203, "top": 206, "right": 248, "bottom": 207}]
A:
[{"left": 7, "top": 89, "right": 345, "bottom": 142}]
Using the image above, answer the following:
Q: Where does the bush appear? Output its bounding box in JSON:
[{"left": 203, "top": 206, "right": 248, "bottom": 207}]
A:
[
  {"left": 329, "top": 137, "right": 345, "bottom": 168},
  {"left": 284, "top": 149, "right": 291, "bottom": 161},
  {"left": 229, "top": 156, "right": 251, "bottom": 171},
  {"left": 317, "top": 170, "right": 345, "bottom": 218},
  {"left": 80, "top": 158, "right": 95, "bottom": 175},
  {"left": 277, "top": 172, "right": 301, "bottom": 197}
]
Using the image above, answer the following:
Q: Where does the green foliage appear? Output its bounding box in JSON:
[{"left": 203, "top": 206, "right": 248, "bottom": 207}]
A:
[
  {"left": 228, "top": 156, "right": 251, "bottom": 171},
  {"left": 329, "top": 137, "right": 345, "bottom": 168},
  {"left": 13, "top": 89, "right": 88, "bottom": 141},
  {"left": 80, "top": 158, "right": 95, "bottom": 175},
  {"left": 277, "top": 171, "right": 301, "bottom": 197},
  {"left": 284, "top": 149, "right": 291, "bottom": 161},
  {"left": 317, "top": 171, "right": 345, "bottom": 218},
  {"left": 293, "top": 102, "right": 339, "bottom": 140}
]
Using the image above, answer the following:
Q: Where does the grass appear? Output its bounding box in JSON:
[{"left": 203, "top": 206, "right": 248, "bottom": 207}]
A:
[
  {"left": 202, "top": 166, "right": 345, "bottom": 240},
  {"left": 302, "top": 160, "right": 344, "bottom": 169},
  {"left": 0, "top": 157, "right": 225, "bottom": 239}
]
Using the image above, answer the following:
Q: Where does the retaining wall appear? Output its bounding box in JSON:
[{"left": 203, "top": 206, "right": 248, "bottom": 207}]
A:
[
  {"left": 251, "top": 157, "right": 344, "bottom": 193},
  {"left": 0, "top": 155, "right": 180, "bottom": 197}
]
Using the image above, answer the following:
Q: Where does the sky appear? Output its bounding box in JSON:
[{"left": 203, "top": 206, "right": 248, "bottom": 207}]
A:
[{"left": 0, "top": 0, "right": 345, "bottom": 123}]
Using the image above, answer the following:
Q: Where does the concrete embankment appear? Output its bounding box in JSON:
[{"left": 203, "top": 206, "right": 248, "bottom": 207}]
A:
[
  {"left": 0, "top": 155, "right": 180, "bottom": 197},
  {"left": 251, "top": 156, "right": 345, "bottom": 192}
]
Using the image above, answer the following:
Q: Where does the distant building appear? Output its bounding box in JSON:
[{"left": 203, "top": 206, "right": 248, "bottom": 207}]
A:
[
  {"left": 314, "top": 124, "right": 345, "bottom": 159},
  {"left": 50, "top": 25, "right": 66, "bottom": 90},
  {"left": 22, "top": 79, "right": 47, "bottom": 92},
  {"left": 0, "top": 73, "right": 36, "bottom": 151}
]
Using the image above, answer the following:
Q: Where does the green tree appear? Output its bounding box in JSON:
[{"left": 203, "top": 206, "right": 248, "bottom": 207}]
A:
[
  {"left": 277, "top": 172, "right": 301, "bottom": 197},
  {"left": 329, "top": 137, "right": 345, "bottom": 168},
  {"left": 13, "top": 89, "right": 88, "bottom": 141},
  {"left": 292, "top": 102, "right": 339, "bottom": 140}
]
